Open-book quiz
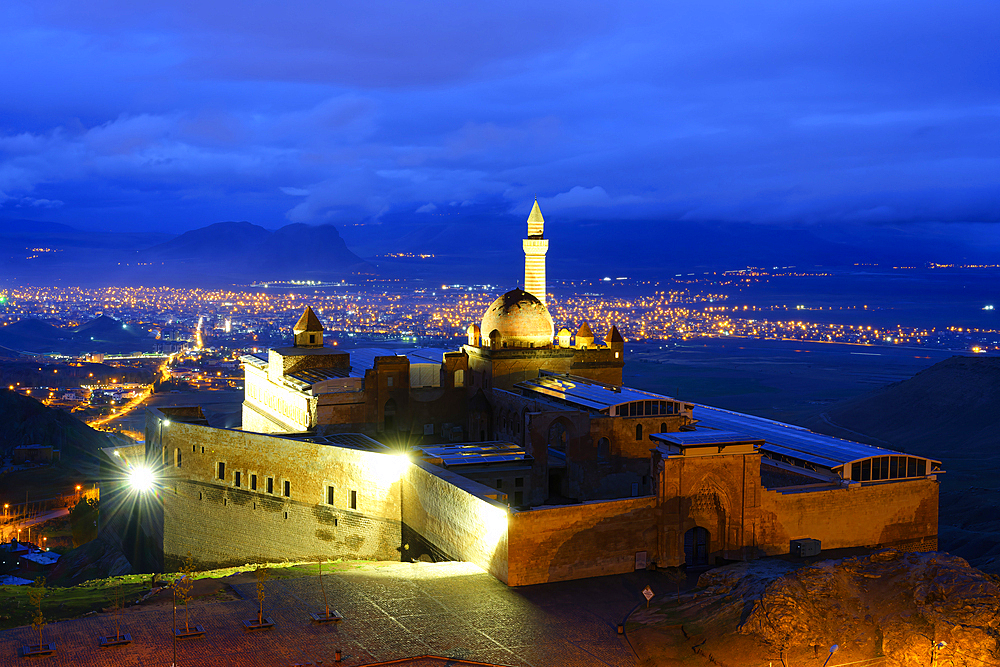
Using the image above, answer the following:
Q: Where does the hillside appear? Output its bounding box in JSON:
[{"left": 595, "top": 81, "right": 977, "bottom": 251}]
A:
[
  {"left": 0, "top": 314, "right": 150, "bottom": 355},
  {"left": 803, "top": 355, "right": 1000, "bottom": 572},
  {"left": 0, "top": 389, "right": 112, "bottom": 462}
]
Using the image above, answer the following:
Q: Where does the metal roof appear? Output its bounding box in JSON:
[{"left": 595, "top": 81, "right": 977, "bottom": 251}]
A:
[
  {"left": 516, "top": 372, "right": 673, "bottom": 413},
  {"left": 280, "top": 432, "right": 387, "bottom": 452},
  {"left": 288, "top": 366, "right": 352, "bottom": 385},
  {"left": 690, "top": 403, "right": 939, "bottom": 470},
  {"left": 652, "top": 431, "right": 761, "bottom": 447},
  {"left": 416, "top": 441, "right": 531, "bottom": 467}
]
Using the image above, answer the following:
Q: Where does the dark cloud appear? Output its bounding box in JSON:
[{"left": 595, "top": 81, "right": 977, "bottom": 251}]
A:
[{"left": 1, "top": 0, "right": 998, "bottom": 242}]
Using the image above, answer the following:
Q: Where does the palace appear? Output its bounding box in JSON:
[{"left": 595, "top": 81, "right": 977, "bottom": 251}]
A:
[{"left": 105, "top": 200, "right": 942, "bottom": 585}]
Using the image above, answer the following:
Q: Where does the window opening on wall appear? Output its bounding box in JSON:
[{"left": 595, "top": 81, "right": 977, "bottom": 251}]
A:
[
  {"left": 199, "top": 492, "right": 203, "bottom": 500},
  {"left": 284, "top": 511, "right": 288, "bottom": 519},
  {"left": 635, "top": 424, "right": 643, "bottom": 441},
  {"left": 496, "top": 479, "right": 503, "bottom": 489},
  {"left": 514, "top": 491, "right": 523, "bottom": 505},
  {"left": 598, "top": 437, "right": 610, "bottom": 459},
  {"left": 251, "top": 474, "right": 257, "bottom": 491},
  {"left": 327, "top": 486, "right": 335, "bottom": 505},
  {"left": 267, "top": 477, "right": 274, "bottom": 494},
  {"left": 192, "top": 444, "right": 196, "bottom": 453},
  {"left": 218, "top": 462, "right": 225, "bottom": 480},
  {"left": 515, "top": 477, "right": 524, "bottom": 487},
  {"left": 234, "top": 471, "right": 241, "bottom": 487},
  {"left": 201, "top": 446, "right": 205, "bottom": 454},
  {"left": 660, "top": 422, "right": 667, "bottom": 433},
  {"left": 284, "top": 480, "right": 291, "bottom": 497},
  {"left": 309, "top": 334, "right": 315, "bottom": 344},
  {"left": 387, "top": 375, "right": 394, "bottom": 387},
  {"left": 350, "top": 490, "right": 357, "bottom": 510},
  {"left": 175, "top": 448, "right": 182, "bottom": 468},
  {"left": 454, "top": 369, "right": 464, "bottom": 387}
]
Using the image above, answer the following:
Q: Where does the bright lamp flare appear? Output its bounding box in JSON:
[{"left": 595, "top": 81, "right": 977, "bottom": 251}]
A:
[{"left": 128, "top": 466, "right": 155, "bottom": 492}]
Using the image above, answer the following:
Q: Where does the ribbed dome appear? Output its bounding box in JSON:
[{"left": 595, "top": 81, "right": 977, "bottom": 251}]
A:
[{"left": 481, "top": 288, "right": 554, "bottom": 348}]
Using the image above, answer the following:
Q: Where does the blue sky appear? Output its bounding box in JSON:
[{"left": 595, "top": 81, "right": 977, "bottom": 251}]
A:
[{"left": 1, "top": 1, "right": 998, "bottom": 248}]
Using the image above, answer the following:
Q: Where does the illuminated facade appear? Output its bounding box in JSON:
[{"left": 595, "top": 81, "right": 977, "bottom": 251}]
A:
[{"left": 120, "top": 199, "right": 939, "bottom": 587}]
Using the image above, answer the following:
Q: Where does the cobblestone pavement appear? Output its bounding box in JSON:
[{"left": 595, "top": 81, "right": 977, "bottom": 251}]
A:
[{"left": 0, "top": 561, "right": 675, "bottom": 666}]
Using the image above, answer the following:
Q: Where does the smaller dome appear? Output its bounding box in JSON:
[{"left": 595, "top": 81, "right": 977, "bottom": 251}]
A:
[{"left": 481, "top": 288, "right": 554, "bottom": 349}]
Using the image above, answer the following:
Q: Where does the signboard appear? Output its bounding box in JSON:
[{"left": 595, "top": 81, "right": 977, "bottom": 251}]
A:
[
  {"left": 642, "top": 585, "right": 654, "bottom": 607},
  {"left": 635, "top": 551, "right": 647, "bottom": 570}
]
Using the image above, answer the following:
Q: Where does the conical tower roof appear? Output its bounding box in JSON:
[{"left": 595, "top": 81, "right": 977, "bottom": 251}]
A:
[
  {"left": 577, "top": 321, "right": 594, "bottom": 338},
  {"left": 293, "top": 306, "right": 324, "bottom": 333},
  {"left": 527, "top": 199, "right": 544, "bottom": 224},
  {"left": 605, "top": 325, "right": 624, "bottom": 344}
]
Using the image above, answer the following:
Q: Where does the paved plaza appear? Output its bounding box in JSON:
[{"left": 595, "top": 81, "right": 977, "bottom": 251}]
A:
[{"left": 0, "top": 561, "right": 673, "bottom": 666}]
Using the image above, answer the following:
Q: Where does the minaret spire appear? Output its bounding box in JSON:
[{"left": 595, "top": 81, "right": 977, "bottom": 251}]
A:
[{"left": 523, "top": 198, "right": 549, "bottom": 305}]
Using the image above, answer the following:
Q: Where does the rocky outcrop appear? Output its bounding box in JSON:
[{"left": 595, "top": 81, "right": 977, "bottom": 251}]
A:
[{"left": 734, "top": 550, "right": 1000, "bottom": 667}]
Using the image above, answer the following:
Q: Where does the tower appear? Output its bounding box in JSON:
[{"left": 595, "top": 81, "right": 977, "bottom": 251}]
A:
[
  {"left": 292, "top": 305, "right": 324, "bottom": 348},
  {"left": 522, "top": 199, "right": 549, "bottom": 305}
]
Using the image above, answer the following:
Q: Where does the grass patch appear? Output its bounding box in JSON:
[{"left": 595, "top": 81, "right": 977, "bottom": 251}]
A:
[{"left": 0, "top": 558, "right": 386, "bottom": 631}]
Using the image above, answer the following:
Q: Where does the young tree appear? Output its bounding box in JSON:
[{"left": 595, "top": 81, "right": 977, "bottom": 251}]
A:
[
  {"left": 173, "top": 552, "right": 196, "bottom": 633},
  {"left": 254, "top": 565, "right": 270, "bottom": 625},
  {"left": 27, "top": 577, "right": 46, "bottom": 649},
  {"left": 663, "top": 568, "right": 686, "bottom": 606},
  {"left": 319, "top": 560, "right": 330, "bottom": 618}
]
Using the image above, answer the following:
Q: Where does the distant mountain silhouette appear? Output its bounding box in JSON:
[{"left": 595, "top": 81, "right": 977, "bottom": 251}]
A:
[
  {"left": 139, "top": 220, "right": 370, "bottom": 283},
  {"left": 142, "top": 221, "right": 272, "bottom": 260},
  {"left": 1, "top": 218, "right": 372, "bottom": 287},
  {"left": 73, "top": 315, "right": 145, "bottom": 343},
  {"left": 803, "top": 355, "right": 1000, "bottom": 572}
]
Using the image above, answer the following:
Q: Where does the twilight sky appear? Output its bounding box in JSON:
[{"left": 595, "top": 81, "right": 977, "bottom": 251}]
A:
[{"left": 1, "top": 1, "right": 998, "bottom": 246}]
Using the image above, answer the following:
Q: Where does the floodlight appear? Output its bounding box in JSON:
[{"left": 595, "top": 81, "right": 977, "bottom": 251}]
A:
[{"left": 128, "top": 466, "right": 155, "bottom": 492}]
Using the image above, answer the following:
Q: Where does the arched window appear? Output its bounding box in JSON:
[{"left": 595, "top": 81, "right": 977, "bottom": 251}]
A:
[
  {"left": 598, "top": 437, "right": 610, "bottom": 459},
  {"left": 548, "top": 421, "right": 569, "bottom": 452},
  {"left": 660, "top": 422, "right": 667, "bottom": 433},
  {"left": 635, "top": 424, "right": 643, "bottom": 441}
]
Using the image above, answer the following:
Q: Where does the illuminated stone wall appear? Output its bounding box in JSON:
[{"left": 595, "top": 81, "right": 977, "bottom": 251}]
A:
[
  {"left": 242, "top": 362, "right": 313, "bottom": 433},
  {"left": 759, "top": 476, "right": 939, "bottom": 554},
  {"left": 401, "top": 461, "right": 510, "bottom": 583},
  {"left": 506, "top": 496, "right": 659, "bottom": 586},
  {"left": 152, "top": 416, "right": 404, "bottom": 570},
  {"left": 522, "top": 237, "right": 549, "bottom": 305}
]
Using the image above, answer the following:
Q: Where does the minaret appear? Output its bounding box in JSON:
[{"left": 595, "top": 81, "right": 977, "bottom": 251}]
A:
[{"left": 522, "top": 199, "right": 549, "bottom": 305}]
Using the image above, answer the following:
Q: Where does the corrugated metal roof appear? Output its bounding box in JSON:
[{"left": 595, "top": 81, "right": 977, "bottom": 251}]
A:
[
  {"left": 517, "top": 372, "right": 673, "bottom": 412},
  {"left": 417, "top": 441, "right": 531, "bottom": 467},
  {"left": 653, "top": 431, "right": 761, "bottom": 447},
  {"left": 690, "top": 403, "right": 939, "bottom": 469}
]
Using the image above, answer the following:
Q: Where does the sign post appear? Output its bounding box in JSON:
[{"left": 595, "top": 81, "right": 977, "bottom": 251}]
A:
[{"left": 642, "top": 585, "right": 654, "bottom": 608}]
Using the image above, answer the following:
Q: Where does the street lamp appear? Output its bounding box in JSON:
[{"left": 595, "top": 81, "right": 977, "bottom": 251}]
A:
[{"left": 822, "top": 645, "right": 839, "bottom": 667}]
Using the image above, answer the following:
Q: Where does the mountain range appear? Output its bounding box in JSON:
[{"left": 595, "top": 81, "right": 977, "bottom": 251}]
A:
[{"left": 0, "top": 220, "right": 370, "bottom": 287}]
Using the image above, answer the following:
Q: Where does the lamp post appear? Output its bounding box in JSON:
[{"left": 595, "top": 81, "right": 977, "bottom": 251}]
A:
[{"left": 822, "top": 645, "right": 839, "bottom": 667}]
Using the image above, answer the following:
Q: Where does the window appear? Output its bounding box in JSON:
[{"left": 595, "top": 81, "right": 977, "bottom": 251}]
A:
[
  {"left": 454, "top": 369, "right": 464, "bottom": 387},
  {"left": 267, "top": 477, "right": 274, "bottom": 494},
  {"left": 234, "top": 471, "right": 241, "bottom": 487},
  {"left": 175, "top": 448, "right": 182, "bottom": 468},
  {"left": 660, "top": 422, "right": 667, "bottom": 433},
  {"left": 309, "top": 334, "right": 316, "bottom": 344},
  {"left": 598, "top": 437, "right": 610, "bottom": 459},
  {"left": 192, "top": 444, "right": 196, "bottom": 453},
  {"left": 387, "top": 375, "right": 394, "bottom": 387},
  {"left": 496, "top": 479, "right": 503, "bottom": 489},
  {"left": 218, "top": 462, "right": 226, "bottom": 480},
  {"left": 635, "top": 424, "right": 643, "bottom": 441},
  {"left": 251, "top": 474, "right": 257, "bottom": 491},
  {"left": 350, "top": 490, "right": 357, "bottom": 510},
  {"left": 327, "top": 485, "right": 335, "bottom": 505},
  {"left": 283, "top": 480, "right": 291, "bottom": 497},
  {"left": 514, "top": 491, "right": 523, "bottom": 505},
  {"left": 515, "top": 477, "right": 524, "bottom": 488},
  {"left": 201, "top": 446, "right": 205, "bottom": 454}
]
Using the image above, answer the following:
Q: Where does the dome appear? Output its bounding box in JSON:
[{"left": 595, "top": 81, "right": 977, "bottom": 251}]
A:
[{"left": 480, "top": 288, "right": 554, "bottom": 349}]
